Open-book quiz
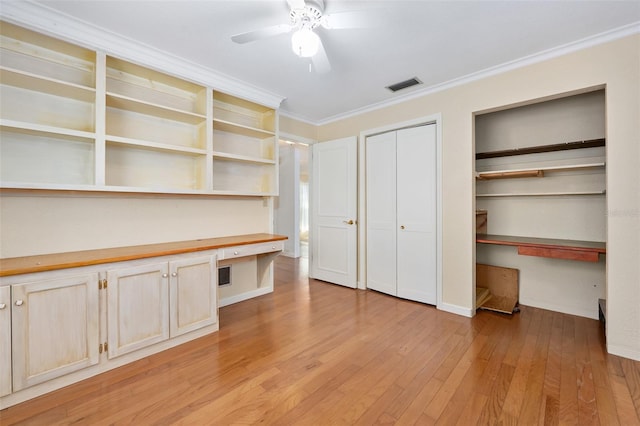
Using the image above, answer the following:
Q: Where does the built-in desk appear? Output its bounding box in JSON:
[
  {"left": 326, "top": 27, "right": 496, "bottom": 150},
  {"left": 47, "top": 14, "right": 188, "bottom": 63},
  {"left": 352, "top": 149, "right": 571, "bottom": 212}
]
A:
[
  {"left": 0, "top": 233, "right": 287, "bottom": 277},
  {"left": 476, "top": 234, "right": 606, "bottom": 262}
]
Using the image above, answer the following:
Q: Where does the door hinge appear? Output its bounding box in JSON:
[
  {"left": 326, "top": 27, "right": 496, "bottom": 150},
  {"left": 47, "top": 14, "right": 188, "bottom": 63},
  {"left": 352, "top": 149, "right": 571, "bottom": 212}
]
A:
[
  {"left": 99, "top": 279, "right": 108, "bottom": 290},
  {"left": 99, "top": 342, "right": 108, "bottom": 354}
]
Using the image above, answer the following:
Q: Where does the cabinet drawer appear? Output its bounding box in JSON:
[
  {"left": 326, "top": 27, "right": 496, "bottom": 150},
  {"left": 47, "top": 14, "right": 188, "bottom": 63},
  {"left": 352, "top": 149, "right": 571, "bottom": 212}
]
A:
[{"left": 219, "top": 241, "right": 284, "bottom": 260}]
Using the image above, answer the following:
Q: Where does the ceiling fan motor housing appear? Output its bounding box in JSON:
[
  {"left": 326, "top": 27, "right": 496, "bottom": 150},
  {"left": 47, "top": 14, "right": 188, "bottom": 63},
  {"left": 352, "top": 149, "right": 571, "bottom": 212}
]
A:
[{"left": 290, "top": 0, "right": 325, "bottom": 30}]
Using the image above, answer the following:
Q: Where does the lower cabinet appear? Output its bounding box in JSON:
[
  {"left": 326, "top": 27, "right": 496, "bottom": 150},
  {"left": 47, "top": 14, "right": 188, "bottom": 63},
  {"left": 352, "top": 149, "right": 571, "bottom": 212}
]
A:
[
  {"left": 11, "top": 273, "right": 100, "bottom": 391},
  {"left": 0, "top": 286, "right": 12, "bottom": 397},
  {"left": 0, "top": 235, "right": 281, "bottom": 408},
  {"left": 106, "top": 255, "right": 217, "bottom": 358}
]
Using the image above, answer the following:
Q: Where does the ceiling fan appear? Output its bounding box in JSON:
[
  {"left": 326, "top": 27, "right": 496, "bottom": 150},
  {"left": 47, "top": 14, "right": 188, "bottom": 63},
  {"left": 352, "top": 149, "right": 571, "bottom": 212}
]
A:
[{"left": 231, "top": 0, "right": 365, "bottom": 73}]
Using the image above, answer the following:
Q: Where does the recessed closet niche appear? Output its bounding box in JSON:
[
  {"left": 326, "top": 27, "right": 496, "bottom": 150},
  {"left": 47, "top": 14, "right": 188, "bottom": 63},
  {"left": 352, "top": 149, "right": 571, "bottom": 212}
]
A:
[{"left": 475, "top": 89, "right": 606, "bottom": 319}]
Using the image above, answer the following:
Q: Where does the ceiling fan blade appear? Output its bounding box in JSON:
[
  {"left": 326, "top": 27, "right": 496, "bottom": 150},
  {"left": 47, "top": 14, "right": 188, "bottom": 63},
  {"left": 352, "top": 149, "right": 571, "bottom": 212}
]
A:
[
  {"left": 231, "top": 24, "right": 292, "bottom": 44},
  {"left": 312, "top": 38, "right": 331, "bottom": 74},
  {"left": 321, "top": 11, "right": 378, "bottom": 29},
  {"left": 287, "top": 0, "right": 305, "bottom": 10}
]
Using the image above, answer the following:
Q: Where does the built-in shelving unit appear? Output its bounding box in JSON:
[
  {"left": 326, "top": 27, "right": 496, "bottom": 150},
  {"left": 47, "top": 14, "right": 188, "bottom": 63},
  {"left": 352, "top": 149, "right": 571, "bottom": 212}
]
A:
[
  {"left": 0, "top": 22, "right": 97, "bottom": 188},
  {"left": 0, "top": 21, "right": 279, "bottom": 196},
  {"left": 474, "top": 90, "right": 607, "bottom": 320},
  {"left": 212, "top": 92, "right": 278, "bottom": 195}
]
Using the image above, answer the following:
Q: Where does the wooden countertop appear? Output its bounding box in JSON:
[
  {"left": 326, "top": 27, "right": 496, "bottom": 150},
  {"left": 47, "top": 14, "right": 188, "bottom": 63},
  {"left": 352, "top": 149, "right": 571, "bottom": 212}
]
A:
[
  {"left": 0, "top": 233, "right": 287, "bottom": 277},
  {"left": 476, "top": 234, "right": 605, "bottom": 262}
]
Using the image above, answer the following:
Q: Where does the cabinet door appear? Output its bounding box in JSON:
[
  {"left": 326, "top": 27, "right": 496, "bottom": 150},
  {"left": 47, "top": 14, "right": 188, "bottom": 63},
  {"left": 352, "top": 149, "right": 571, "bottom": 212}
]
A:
[
  {"left": 169, "top": 255, "right": 217, "bottom": 338},
  {"left": 0, "top": 286, "right": 11, "bottom": 397},
  {"left": 11, "top": 274, "right": 100, "bottom": 391},
  {"left": 396, "top": 124, "right": 437, "bottom": 304},
  {"left": 107, "top": 262, "right": 169, "bottom": 359},
  {"left": 366, "top": 131, "right": 398, "bottom": 296}
]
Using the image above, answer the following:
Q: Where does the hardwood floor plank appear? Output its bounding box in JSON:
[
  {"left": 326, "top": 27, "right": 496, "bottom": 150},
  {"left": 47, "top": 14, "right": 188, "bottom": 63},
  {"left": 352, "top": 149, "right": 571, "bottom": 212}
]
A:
[{"left": 1, "top": 256, "right": 638, "bottom": 426}]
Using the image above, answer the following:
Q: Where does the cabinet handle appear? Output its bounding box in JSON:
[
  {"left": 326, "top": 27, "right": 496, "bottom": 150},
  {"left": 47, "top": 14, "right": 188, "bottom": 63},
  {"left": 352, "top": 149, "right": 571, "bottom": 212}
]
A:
[
  {"left": 0, "top": 303, "right": 6, "bottom": 310},
  {"left": 343, "top": 219, "right": 354, "bottom": 225},
  {"left": 400, "top": 225, "right": 405, "bottom": 230},
  {"left": 272, "top": 246, "right": 276, "bottom": 249},
  {"left": 15, "top": 300, "right": 24, "bottom": 306},
  {"left": 171, "top": 272, "right": 177, "bottom": 277},
  {"left": 234, "top": 251, "right": 239, "bottom": 255},
  {"left": 162, "top": 273, "right": 168, "bottom": 278}
]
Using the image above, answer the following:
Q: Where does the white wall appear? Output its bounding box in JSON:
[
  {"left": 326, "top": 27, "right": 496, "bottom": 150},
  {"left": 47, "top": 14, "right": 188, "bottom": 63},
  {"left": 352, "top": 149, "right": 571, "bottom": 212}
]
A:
[
  {"left": 0, "top": 194, "right": 271, "bottom": 257},
  {"left": 274, "top": 143, "right": 300, "bottom": 257}
]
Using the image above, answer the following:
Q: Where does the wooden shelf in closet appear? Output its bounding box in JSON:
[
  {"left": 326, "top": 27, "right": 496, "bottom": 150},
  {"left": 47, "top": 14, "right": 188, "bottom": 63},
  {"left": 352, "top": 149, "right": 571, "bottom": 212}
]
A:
[{"left": 476, "top": 233, "right": 606, "bottom": 262}]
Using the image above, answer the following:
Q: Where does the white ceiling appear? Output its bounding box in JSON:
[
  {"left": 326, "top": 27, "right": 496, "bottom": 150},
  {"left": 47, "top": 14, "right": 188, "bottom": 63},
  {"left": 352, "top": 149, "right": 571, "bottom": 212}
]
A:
[{"left": 18, "top": 1, "right": 640, "bottom": 124}]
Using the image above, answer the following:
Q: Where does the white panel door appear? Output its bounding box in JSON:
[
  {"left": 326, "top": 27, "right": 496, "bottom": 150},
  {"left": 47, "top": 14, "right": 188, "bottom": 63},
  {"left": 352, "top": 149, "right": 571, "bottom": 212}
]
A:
[
  {"left": 169, "top": 255, "right": 217, "bottom": 338},
  {"left": 397, "top": 124, "right": 437, "bottom": 304},
  {"left": 11, "top": 273, "right": 100, "bottom": 391},
  {"left": 366, "top": 131, "right": 398, "bottom": 296},
  {"left": 107, "top": 262, "right": 169, "bottom": 358},
  {"left": 310, "top": 136, "right": 358, "bottom": 288}
]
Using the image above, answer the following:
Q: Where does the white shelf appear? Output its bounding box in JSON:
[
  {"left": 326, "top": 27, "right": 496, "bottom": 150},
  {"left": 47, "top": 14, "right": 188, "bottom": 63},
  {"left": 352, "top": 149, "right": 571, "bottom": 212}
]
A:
[
  {"left": 476, "top": 190, "right": 606, "bottom": 197},
  {"left": 213, "top": 119, "right": 275, "bottom": 139},
  {"left": 1, "top": 119, "right": 95, "bottom": 140},
  {"left": 106, "top": 135, "right": 207, "bottom": 156},
  {"left": 106, "top": 93, "right": 206, "bottom": 125},
  {"left": 476, "top": 162, "right": 605, "bottom": 180},
  {"left": 1, "top": 67, "right": 95, "bottom": 102},
  {"left": 212, "top": 151, "right": 276, "bottom": 165}
]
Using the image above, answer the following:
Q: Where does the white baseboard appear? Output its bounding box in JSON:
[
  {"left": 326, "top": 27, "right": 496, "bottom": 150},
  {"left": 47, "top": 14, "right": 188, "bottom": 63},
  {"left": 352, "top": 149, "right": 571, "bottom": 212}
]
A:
[
  {"left": 219, "top": 286, "right": 273, "bottom": 307},
  {"left": 521, "top": 297, "right": 598, "bottom": 320},
  {"left": 607, "top": 343, "right": 640, "bottom": 361},
  {"left": 437, "top": 302, "right": 474, "bottom": 318}
]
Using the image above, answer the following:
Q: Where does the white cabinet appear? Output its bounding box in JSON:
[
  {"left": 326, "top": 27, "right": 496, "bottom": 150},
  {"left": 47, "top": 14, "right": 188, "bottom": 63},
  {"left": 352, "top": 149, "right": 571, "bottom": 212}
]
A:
[
  {"left": 11, "top": 273, "right": 100, "bottom": 391},
  {"left": 366, "top": 124, "right": 437, "bottom": 304},
  {"left": 106, "top": 262, "right": 170, "bottom": 358},
  {"left": 0, "top": 286, "right": 11, "bottom": 397},
  {"left": 106, "top": 254, "right": 217, "bottom": 358},
  {"left": 169, "top": 256, "right": 217, "bottom": 338}
]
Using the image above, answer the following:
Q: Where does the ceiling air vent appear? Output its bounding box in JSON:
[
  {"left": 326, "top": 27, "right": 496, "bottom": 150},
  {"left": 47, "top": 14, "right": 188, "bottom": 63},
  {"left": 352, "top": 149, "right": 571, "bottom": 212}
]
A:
[{"left": 386, "top": 77, "right": 422, "bottom": 93}]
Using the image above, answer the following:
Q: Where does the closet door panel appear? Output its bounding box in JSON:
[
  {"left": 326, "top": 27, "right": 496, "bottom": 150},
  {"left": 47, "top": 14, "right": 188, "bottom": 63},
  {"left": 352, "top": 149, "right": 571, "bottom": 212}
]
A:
[
  {"left": 396, "top": 124, "right": 437, "bottom": 304},
  {"left": 366, "top": 132, "right": 397, "bottom": 295}
]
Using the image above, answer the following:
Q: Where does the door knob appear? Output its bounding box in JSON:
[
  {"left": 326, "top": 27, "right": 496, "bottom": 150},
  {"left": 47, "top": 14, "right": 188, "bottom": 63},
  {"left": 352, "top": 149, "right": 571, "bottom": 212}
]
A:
[
  {"left": 343, "top": 220, "right": 354, "bottom": 225},
  {"left": 400, "top": 225, "right": 405, "bottom": 230}
]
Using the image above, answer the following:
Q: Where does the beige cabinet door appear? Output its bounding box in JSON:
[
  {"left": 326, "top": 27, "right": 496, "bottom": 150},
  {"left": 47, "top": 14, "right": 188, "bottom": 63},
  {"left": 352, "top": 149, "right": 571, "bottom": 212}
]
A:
[
  {"left": 11, "top": 273, "right": 100, "bottom": 391},
  {"left": 0, "top": 286, "right": 11, "bottom": 397},
  {"left": 107, "top": 262, "right": 169, "bottom": 359},
  {"left": 169, "top": 255, "right": 217, "bottom": 338}
]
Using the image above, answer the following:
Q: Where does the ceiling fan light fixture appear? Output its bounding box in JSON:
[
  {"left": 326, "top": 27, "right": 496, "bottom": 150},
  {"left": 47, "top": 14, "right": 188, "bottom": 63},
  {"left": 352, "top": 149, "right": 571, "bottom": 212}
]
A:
[{"left": 291, "top": 28, "right": 320, "bottom": 57}]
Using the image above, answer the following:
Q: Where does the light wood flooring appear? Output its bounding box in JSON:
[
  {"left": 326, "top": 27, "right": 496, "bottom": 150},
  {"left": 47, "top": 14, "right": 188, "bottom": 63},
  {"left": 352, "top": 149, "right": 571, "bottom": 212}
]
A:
[{"left": 2, "top": 256, "right": 639, "bottom": 425}]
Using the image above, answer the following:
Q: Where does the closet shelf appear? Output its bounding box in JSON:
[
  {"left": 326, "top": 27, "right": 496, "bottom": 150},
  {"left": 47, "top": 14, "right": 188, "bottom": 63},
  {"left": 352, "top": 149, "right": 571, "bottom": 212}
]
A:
[
  {"left": 476, "top": 234, "right": 606, "bottom": 262},
  {"left": 213, "top": 119, "right": 275, "bottom": 139},
  {"left": 476, "top": 162, "right": 605, "bottom": 180},
  {"left": 476, "top": 138, "right": 605, "bottom": 160}
]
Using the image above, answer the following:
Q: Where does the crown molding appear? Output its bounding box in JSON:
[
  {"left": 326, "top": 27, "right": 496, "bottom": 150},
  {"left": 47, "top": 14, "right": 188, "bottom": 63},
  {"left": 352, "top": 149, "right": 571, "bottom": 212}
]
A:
[
  {"left": 0, "top": 0, "right": 285, "bottom": 109},
  {"left": 311, "top": 20, "right": 640, "bottom": 126}
]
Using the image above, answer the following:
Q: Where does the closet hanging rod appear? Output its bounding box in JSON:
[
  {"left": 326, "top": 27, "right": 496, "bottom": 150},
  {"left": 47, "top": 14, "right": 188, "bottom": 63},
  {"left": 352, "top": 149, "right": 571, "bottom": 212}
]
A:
[{"left": 475, "top": 138, "right": 605, "bottom": 160}]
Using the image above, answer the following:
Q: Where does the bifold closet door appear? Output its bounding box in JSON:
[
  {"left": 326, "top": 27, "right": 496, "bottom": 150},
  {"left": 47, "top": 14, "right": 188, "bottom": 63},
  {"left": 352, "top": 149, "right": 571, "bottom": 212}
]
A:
[
  {"left": 366, "top": 131, "right": 397, "bottom": 296},
  {"left": 396, "top": 124, "right": 437, "bottom": 304},
  {"left": 366, "top": 124, "right": 437, "bottom": 304}
]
